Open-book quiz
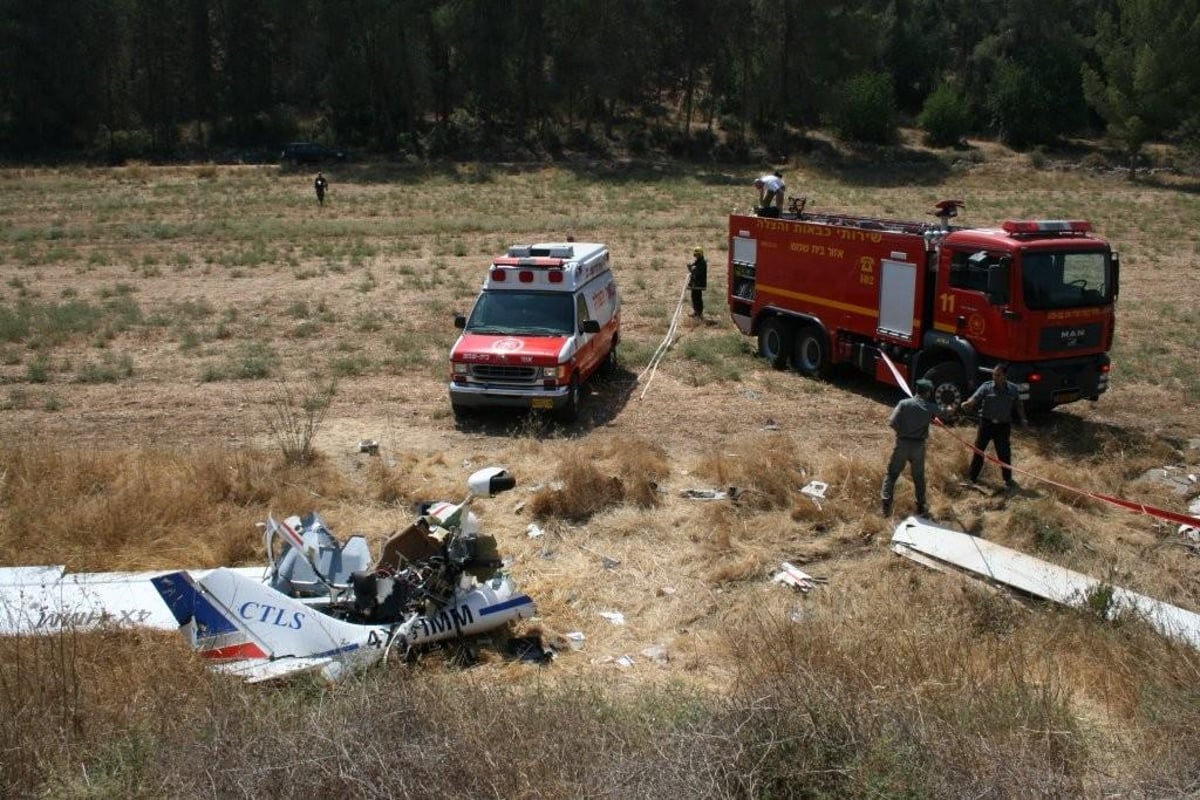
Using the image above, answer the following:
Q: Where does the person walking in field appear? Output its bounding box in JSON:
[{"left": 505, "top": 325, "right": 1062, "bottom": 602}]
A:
[
  {"left": 959, "top": 363, "right": 1028, "bottom": 490},
  {"left": 881, "top": 378, "right": 951, "bottom": 517},
  {"left": 314, "top": 172, "right": 328, "bottom": 205},
  {"left": 687, "top": 247, "right": 707, "bottom": 318}
]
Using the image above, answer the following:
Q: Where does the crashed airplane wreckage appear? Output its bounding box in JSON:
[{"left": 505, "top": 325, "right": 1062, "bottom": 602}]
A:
[
  {"left": 0, "top": 468, "right": 537, "bottom": 682},
  {"left": 891, "top": 516, "right": 1200, "bottom": 651}
]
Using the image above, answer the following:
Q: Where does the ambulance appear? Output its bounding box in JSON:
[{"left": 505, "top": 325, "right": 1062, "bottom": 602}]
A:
[{"left": 449, "top": 242, "right": 621, "bottom": 422}]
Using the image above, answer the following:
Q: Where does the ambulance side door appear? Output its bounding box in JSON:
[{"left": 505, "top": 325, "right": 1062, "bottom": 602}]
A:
[{"left": 575, "top": 292, "right": 601, "bottom": 378}]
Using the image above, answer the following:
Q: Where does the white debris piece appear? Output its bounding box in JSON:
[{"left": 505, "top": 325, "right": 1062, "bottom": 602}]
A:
[
  {"left": 800, "top": 480, "right": 829, "bottom": 508},
  {"left": 526, "top": 523, "right": 545, "bottom": 539},
  {"left": 771, "top": 562, "right": 827, "bottom": 593},
  {"left": 599, "top": 611, "right": 626, "bottom": 626},
  {"left": 1180, "top": 498, "right": 1200, "bottom": 543},
  {"left": 681, "top": 488, "right": 729, "bottom": 500},
  {"left": 892, "top": 516, "right": 1200, "bottom": 651}
]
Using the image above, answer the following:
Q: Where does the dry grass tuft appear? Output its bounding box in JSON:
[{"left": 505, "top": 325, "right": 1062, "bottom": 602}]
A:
[
  {"left": 529, "top": 446, "right": 626, "bottom": 521},
  {"left": 0, "top": 445, "right": 350, "bottom": 569},
  {"left": 694, "top": 432, "right": 810, "bottom": 511}
]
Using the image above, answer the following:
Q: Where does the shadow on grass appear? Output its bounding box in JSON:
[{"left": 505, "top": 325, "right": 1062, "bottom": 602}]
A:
[{"left": 450, "top": 363, "right": 638, "bottom": 438}]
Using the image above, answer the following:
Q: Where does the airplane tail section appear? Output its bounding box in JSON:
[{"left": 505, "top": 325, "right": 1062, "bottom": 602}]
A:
[{"left": 151, "top": 568, "right": 388, "bottom": 681}]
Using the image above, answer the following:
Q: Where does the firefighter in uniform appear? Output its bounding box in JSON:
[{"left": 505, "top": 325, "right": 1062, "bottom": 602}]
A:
[{"left": 687, "top": 247, "right": 707, "bottom": 318}]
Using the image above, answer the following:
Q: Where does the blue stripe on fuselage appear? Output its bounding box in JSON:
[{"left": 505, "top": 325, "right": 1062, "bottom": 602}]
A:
[{"left": 479, "top": 594, "right": 534, "bottom": 616}]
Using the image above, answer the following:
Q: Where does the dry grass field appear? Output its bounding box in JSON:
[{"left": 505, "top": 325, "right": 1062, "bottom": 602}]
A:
[{"left": 1, "top": 138, "right": 1199, "bottom": 797}]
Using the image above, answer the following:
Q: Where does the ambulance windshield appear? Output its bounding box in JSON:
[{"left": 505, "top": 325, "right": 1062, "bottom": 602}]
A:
[
  {"left": 465, "top": 291, "right": 575, "bottom": 335},
  {"left": 1021, "top": 251, "right": 1111, "bottom": 310}
]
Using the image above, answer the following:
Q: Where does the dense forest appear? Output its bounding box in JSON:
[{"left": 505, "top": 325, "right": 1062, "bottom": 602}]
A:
[{"left": 2, "top": 0, "right": 1198, "bottom": 163}]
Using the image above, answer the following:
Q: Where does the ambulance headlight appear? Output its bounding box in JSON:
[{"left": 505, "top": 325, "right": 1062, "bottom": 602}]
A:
[{"left": 453, "top": 363, "right": 468, "bottom": 375}]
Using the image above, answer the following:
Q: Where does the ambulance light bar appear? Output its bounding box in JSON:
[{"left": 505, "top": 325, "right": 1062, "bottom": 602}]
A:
[
  {"left": 489, "top": 266, "right": 566, "bottom": 283},
  {"left": 1002, "top": 219, "right": 1092, "bottom": 234}
]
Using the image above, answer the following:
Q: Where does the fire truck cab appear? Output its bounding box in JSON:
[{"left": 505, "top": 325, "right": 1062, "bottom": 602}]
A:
[
  {"left": 728, "top": 203, "right": 1118, "bottom": 411},
  {"left": 450, "top": 242, "right": 620, "bottom": 422}
]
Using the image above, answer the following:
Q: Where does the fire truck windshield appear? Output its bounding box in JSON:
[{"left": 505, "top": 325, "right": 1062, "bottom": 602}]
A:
[
  {"left": 465, "top": 291, "right": 575, "bottom": 335},
  {"left": 1020, "top": 251, "right": 1111, "bottom": 310}
]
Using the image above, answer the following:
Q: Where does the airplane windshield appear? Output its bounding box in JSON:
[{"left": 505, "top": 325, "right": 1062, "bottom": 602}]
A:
[
  {"left": 465, "top": 291, "right": 575, "bottom": 335},
  {"left": 1021, "top": 251, "right": 1111, "bottom": 310}
]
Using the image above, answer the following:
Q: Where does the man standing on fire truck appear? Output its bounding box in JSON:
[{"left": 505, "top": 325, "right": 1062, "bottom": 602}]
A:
[
  {"left": 753, "top": 171, "right": 785, "bottom": 216},
  {"left": 959, "top": 363, "right": 1028, "bottom": 490}
]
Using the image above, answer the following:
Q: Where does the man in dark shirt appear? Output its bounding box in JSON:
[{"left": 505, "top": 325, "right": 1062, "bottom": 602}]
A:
[
  {"left": 314, "top": 172, "right": 328, "bottom": 205},
  {"left": 959, "top": 363, "right": 1028, "bottom": 489},
  {"left": 881, "top": 378, "right": 950, "bottom": 517},
  {"left": 687, "top": 247, "right": 707, "bottom": 318}
]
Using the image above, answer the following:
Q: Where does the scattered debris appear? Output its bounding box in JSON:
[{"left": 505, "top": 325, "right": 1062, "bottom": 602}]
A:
[
  {"left": 599, "top": 611, "right": 626, "bottom": 626},
  {"left": 891, "top": 516, "right": 1200, "bottom": 650},
  {"left": 640, "top": 644, "right": 669, "bottom": 665},
  {"left": 358, "top": 439, "right": 379, "bottom": 455},
  {"left": 614, "top": 655, "right": 635, "bottom": 668},
  {"left": 559, "top": 631, "right": 586, "bottom": 650},
  {"left": 656, "top": 586, "right": 676, "bottom": 597},
  {"left": 1180, "top": 498, "right": 1200, "bottom": 544},
  {"left": 526, "top": 523, "right": 545, "bottom": 539},
  {"left": 771, "top": 562, "right": 828, "bottom": 593},
  {"left": 800, "top": 480, "right": 829, "bottom": 508},
  {"left": 681, "top": 487, "right": 738, "bottom": 501},
  {"left": 601, "top": 555, "right": 621, "bottom": 570},
  {"left": 506, "top": 635, "right": 554, "bottom": 664}
]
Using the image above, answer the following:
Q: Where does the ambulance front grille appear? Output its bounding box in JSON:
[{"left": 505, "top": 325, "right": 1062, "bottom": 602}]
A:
[{"left": 470, "top": 364, "right": 539, "bottom": 382}]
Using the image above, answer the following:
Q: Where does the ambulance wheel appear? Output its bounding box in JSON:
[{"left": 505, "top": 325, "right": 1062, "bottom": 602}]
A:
[
  {"left": 792, "top": 327, "right": 830, "bottom": 378},
  {"left": 757, "top": 318, "right": 792, "bottom": 369},
  {"left": 558, "top": 377, "right": 581, "bottom": 423},
  {"left": 925, "top": 362, "right": 965, "bottom": 407}
]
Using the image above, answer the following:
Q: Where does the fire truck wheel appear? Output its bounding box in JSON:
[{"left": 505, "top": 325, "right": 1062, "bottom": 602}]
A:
[
  {"left": 558, "top": 376, "right": 581, "bottom": 423},
  {"left": 757, "top": 318, "right": 792, "bottom": 369},
  {"left": 792, "top": 327, "right": 830, "bottom": 378},
  {"left": 924, "top": 362, "right": 965, "bottom": 407}
]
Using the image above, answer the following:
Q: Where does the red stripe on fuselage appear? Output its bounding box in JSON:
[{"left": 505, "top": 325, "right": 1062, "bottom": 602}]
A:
[{"left": 201, "top": 641, "right": 268, "bottom": 660}]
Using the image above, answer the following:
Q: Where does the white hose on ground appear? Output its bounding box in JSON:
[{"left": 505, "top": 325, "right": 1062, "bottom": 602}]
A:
[{"left": 637, "top": 274, "right": 691, "bottom": 399}]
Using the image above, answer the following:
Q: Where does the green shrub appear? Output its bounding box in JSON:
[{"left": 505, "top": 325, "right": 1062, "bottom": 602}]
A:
[
  {"left": 830, "top": 72, "right": 897, "bottom": 145},
  {"left": 919, "top": 85, "right": 973, "bottom": 147}
]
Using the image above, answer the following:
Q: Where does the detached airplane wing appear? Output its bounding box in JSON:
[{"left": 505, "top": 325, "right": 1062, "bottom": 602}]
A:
[
  {"left": 891, "top": 516, "right": 1200, "bottom": 651},
  {"left": 0, "top": 564, "right": 266, "bottom": 636},
  {"left": 151, "top": 568, "right": 392, "bottom": 682}
]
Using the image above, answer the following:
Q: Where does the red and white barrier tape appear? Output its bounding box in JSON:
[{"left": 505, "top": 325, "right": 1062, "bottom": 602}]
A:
[{"left": 878, "top": 352, "right": 1200, "bottom": 529}]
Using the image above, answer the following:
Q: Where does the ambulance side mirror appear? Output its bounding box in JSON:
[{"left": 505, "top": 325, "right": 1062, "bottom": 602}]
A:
[
  {"left": 581, "top": 319, "right": 600, "bottom": 334},
  {"left": 454, "top": 314, "right": 467, "bottom": 329}
]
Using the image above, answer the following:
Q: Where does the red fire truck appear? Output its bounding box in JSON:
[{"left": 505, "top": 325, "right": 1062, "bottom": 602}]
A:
[{"left": 727, "top": 200, "right": 1118, "bottom": 410}]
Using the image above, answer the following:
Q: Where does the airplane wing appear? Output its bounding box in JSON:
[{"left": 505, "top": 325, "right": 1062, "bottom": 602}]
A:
[
  {"left": 0, "top": 564, "right": 266, "bottom": 636},
  {"left": 151, "top": 568, "right": 391, "bottom": 682}
]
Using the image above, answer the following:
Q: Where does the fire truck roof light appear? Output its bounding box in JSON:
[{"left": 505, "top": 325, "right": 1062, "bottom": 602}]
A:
[
  {"left": 490, "top": 269, "right": 506, "bottom": 281},
  {"left": 1002, "top": 219, "right": 1093, "bottom": 234},
  {"left": 548, "top": 271, "right": 563, "bottom": 283},
  {"left": 519, "top": 270, "right": 534, "bottom": 282}
]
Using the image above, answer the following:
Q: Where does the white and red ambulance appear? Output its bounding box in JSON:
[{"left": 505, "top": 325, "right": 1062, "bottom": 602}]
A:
[{"left": 449, "top": 242, "right": 621, "bottom": 422}]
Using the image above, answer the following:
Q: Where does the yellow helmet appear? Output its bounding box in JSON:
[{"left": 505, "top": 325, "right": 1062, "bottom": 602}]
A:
[{"left": 693, "top": 247, "right": 704, "bottom": 256}]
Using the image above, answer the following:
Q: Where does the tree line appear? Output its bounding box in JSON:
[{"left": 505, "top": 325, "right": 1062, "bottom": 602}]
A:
[{"left": 1, "top": 0, "right": 1197, "bottom": 164}]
